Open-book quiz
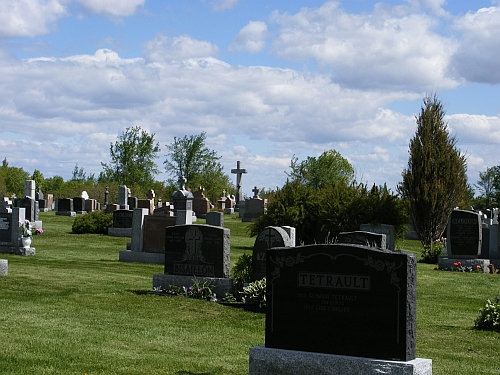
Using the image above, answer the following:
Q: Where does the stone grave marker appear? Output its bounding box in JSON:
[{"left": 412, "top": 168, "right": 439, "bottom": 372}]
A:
[
  {"left": 172, "top": 176, "right": 193, "bottom": 225},
  {"left": 0, "top": 259, "right": 7, "bottom": 275},
  {"left": 447, "top": 209, "right": 482, "bottom": 258},
  {"left": 118, "top": 185, "right": 129, "bottom": 210},
  {"left": 252, "top": 226, "right": 295, "bottom": 281},
  {"left": 113, "top": 210, "right": 134, "bottom": 228},
  {"left": 164, "top": 224, "right": 230, "bottom": 278},
  {"left": 360, "top": 223, "right": 395, "bottom": 250},
  {"left": 19, "top": 197, "right": 37, "bottom": 222},
  {"left": 264, "top": 243, "right": 417, "bottom": 361},
  {"left": 192, "top": 187, "right": 211, "bottom": 218},
  {"left": 337, "top": 231, "right": 386, "bottom": 249},
  {"left": 56, "top": 198, "right": 75, "bottom": 216},
  {"left": 73, "top": 197, "right": 87, "bottom": 214},
  {"left": 142, "top": 215, "right": 177, "bottom": 253},
  {"left": 24, "top": 180, "right": 35, "bottom": 200},
  {"left": 231, "top": 160, "right": 247, "bottom": 212},
  {"left": 243, "top": 186, "right": 267, "bottom": 222},
  {"left": 128, "top": 196, "right": 138, "bottom": 209},
  {"left": 206, "top": 211, "right": 224, "bottom": 227},
  {"left": 0, "top": 207, "right": 35, "bottom": 255}
]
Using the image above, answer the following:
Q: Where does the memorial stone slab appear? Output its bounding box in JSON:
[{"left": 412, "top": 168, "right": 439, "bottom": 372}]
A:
[
  {"left": 58, "top": 198, "right": 73, "bottom": 212},
  {"left": 143, "top": 215, "right": 176, "bottom": 253},
  {"left": 118, "top": 185, "right": 129, "bottom": 210},
  {"left": 138, "top": 199, "right": 154, "bottom": 215},
  {"left": 252, "top": 226, "right": 295, "bottom": 281},
  {"left": 128, "top": 196, "right": 138, "bottom": 209},
  {"left": 113, "top": 210, "right": 134, "bottom": 228},
  {"left": 73, "top": 197, "right": 87, "bottom": 213},
  {"left": 206, "top": 212, "right": 224, "bottom": 227},
  {"left": 19, "top": 197, "right": 37, "bottom": 222},
  {"left": 0, "top": 212, "right": 13, "bottom": 245},
  {"left": 337, "top": 231, "right": 386, "bottom": 249},
  {"left": 360, "top": 224, "right": 395, "bottom": 250},
  {"left": 447, "top": 210, "right": 482, "bottom": 258},
  {"left": 266, "top": 243, "right": 416, "bottom": 361},
  {"left": 164, "top": 224, "right": 230, "bottom": 278},
  {"left": 24, "top": 180, "right": 35, "bottom": 200}
]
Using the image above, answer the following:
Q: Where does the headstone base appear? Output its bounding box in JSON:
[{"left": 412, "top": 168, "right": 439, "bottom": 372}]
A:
[
  {"left": 249, "top": 346, "right": 432, "bottom": 375},
  {"left": 153, "top": 274, "right": 234, "bottom": 298},
  {"left": 0, "top": 246, "right": 36, "bottom": 256},
  {"left": 75, "top": 211, "right": 87, "bottom": 215},
  {"left": 224, "top": 208, "right": 234, "bottom": 214},
  {"left": 119, "top": 250, "right": 164, "bottom": 264},
  {"left": 55, "top": 211, "right": 76, "bottom": 217},
  {"left": 438, "top": 257, "right": 490, "bottom": 272},
  {"left": 108, "top": 228, "right": 132, "bottom": 237},
  {"left": 0, "top": 259, "right": 7, "bottom": 275}
]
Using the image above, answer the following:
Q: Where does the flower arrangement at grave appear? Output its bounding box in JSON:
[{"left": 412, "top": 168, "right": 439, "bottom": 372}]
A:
[{"left": 20, "top": 220, "right": 32, "bottom": 238}]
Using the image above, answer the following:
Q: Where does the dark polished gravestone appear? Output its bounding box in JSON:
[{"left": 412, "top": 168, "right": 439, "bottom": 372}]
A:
[
  {"left": 265, "top": 243, "right": 416, "bottom": 362},
  {"left": 447, "top": 210, "right": 482, "bottom": 259},
  {"left": 252, "top": 226, "right": 294, "bottom": 281},
  {"left": 164, "top": 224, "right": 230, "bottom": 278},
  {"left": 142, "top": 215, "right": 177, "bottom": 253},
  {"left": 113, "top": 210, "right": 134, "bottom": 228}
]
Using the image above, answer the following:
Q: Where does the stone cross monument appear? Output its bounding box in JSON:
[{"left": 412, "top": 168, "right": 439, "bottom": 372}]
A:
[{"left": 231, "top": 161, "right": 247, "bottom": 211}]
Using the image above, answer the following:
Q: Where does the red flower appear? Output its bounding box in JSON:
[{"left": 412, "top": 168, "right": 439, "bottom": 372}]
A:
[
  {"left": 453, "top": 262, "right": 459, "bottom": 267},
  {"left": 476, "top": 265, "right": 482, "bottom": 269}
]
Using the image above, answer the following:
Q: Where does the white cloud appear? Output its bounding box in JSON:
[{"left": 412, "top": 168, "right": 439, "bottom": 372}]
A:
[
  {"left": 76, "top": 0, "right": 145, "bottom": 17},
  {"left": 0, "top": 0, "right": 66, "bottom": 39},
  {"left": 143, "top": 35, "right": 220, "bottom": 62},
  {"left": 206, "top": 0, "right": 238, "bottom": 12},
  {"left": 447, "top": 114, "right": 500, "bottom": 144},
  {"left": 230, "top": 21, "right": 268, "bottom": 53},
  {"left": 449, "top": 7, "right": 500, "bottom": 84},
  {"left": 271, "top": 1, "right": 458, "bottom": 91}
]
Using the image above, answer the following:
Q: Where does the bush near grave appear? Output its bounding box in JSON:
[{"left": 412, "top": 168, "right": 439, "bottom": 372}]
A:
[
  {"left": 249, "top": 180, "right": 408, "bottom": 245},
  {"left": 72, "top": 210, "right": 113, "bottom": 234}
]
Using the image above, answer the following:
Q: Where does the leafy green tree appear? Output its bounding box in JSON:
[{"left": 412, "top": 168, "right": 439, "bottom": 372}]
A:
[
  {"left": 397, "top": 94, "right": 468, "bottom": 262},
  {"left": 100, "top": 126, "right": 160, "bottom": 192},
  {"left": 474, "top": 166, "right": 500, "bottom": 209},
  {"left": 0, "top": 158, "right": 30, "bottom": 197},
  {"left": 164, "top": 132, "right": 232, "bottom": 202},
  {"left": 287, "top": 150, "right": 354, "bottom": 190},
  {"left": 31, "top": 169, "right": 44, "bottom": 192}
]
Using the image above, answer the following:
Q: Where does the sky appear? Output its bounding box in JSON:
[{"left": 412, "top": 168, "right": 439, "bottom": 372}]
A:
[{"left": 1, "top": 0, "right": 500, "bottom": 198}]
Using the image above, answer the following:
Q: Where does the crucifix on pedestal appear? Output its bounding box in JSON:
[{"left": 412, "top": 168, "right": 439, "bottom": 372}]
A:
[{"left": 231, "top": 161, "right": 247, "bottom": 210}]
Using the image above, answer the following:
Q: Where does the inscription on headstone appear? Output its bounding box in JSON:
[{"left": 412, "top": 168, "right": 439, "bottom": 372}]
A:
[
  {"left": 113, "top": 210, "right": 134, "bottom": 228},
  {"left": 266, "top": 243, "right": 416, "bottom": 361},
  {"left": 164, "top": 225, "right": 230, "bottom": 278},
  {"left": 447, "top": 210, "right": 482, "bottom": 258},
  {"left": 0, "top": 213, "right": 12, "bottom": 244}
]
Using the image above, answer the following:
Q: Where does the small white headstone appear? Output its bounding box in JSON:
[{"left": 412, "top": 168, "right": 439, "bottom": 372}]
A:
[{"left": 81, "top": 191, "right": 89, "bottom": 200}]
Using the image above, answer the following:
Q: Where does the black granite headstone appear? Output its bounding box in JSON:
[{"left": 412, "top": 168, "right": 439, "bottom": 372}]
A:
[
  {"left": 252, "top": 226, "right": 293, "bottom": 281},
  {"left": 19, "top": 197, "right": 36, "bottom": 222},
  {"left": 164, "top": 224, "right": 230, "bottom": 278},
  {"left": 0, "top": 212, "right": 12, "bottom": 245},
  {"left": 266, "top": 243, "right": 416, "bottom": 361},
  {"left": 128, "top": 196, "right": 138, "bottom": 209},
  {"left": 58, "top": 198, "right": 73, "bottom": 212},
  {"left": 113, "top": 210, "right": 134, "bottom": 228},
  {"left": 447, "top": 210, "right": 481, "bottom": 258},
  {"left": 73, "top": 197, "right": 86, "bottom": 212}
]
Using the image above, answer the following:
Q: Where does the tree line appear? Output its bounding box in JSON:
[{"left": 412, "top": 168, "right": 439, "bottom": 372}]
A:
[{"left": 0, "top": 95, "right": 493, "bottom": 263}]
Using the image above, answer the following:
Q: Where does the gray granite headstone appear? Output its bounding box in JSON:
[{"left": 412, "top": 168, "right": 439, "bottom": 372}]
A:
[
  {"left": 252, "top": 226, "right": 295, "bottom": 281},
  {"left": 266, "top": 243, "right": 416, "bottom": 361},
  {"left": 206, "top": 212, "right": 224, "bottom": 227},
  {"left": 24, "top": 180, "right": 35, "bottom": 200},
  {"left": 118, "top": 185, "right": 129, "bottom": 210},
  {"left": 337, "top": 231, "right": 386, "bottom": 249},
  {"left": 360, "top": 224, "right": 395, "bottom": 250},
  {"left": 164, "top": 224, "right": 230, "bottom": 278}
]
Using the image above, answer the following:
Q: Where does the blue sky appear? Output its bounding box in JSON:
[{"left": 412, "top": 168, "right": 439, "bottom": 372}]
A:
[{"left": 1, "top": 0, "right": 500, "bottom": 198}]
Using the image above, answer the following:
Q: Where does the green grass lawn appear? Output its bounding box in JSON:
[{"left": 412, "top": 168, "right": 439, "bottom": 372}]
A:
[{"left": 1, "top": 212, "right": 500, "bottom": 374}]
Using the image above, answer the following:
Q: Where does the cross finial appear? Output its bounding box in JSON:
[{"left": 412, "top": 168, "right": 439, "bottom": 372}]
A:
[{"left": 252, "top": 186, "right": 260, "bottom": 198}]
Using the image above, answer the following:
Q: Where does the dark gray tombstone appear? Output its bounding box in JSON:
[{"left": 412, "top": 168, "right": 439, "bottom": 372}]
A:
[
  {"left": 19, "top": 197, "right": 36, "bottom": 222},
  {"left": 252, "top": 226, "right": 294, "bottom": 281},
  {"left": 128, "top": 196, "right": 138, "bottom": 209},
  {"left": 0, "top": 212, "right": 12, "bottom": 245},
  {"left": 58, "top": 198, "right": 73, "bottom": 212},
  {"left": 164, "top": 224, "right": 230, "bottom": 278},
  {"left": 265, "top": 243, "right": 416, "bottom": 361},
  {"left": 206, "top": 212, "right": 224, "bottom": 227},
  {"left": 337, "top": 231, "right": 386, "bottom": 249},
  {"left": 73, "top": 197, "right": 86, "bottom": 213},
  {"left": 113, "top": 210, "right": 134, "bottom": 228},
  {"left": 142, "top": 215, "right": 177, "bottom": 253},
  {"left": 360, "top": 224, "right": 395, "bottom": 250},
  {"left": 447, "top": 210, "right": 482, "bottom": 259}
]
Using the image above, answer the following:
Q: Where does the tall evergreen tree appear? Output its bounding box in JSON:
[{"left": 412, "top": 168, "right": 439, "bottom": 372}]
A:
[{"left": 397, "top": 94, "right": 468, "bottom": 262}]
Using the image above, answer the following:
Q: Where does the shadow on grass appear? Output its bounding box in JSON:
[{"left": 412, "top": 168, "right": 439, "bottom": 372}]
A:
[
  {"left": 232, "top": 245, "right": 254, "bottom": 251},
  {"left": 128, "top": 289, "right": 151, "bottom": 295},
  {"left": 176, "top": 372, "right": 211, "bottom": 375}
]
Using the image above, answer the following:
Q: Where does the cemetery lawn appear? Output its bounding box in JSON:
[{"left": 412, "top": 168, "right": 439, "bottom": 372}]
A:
[{"left": 0, "top": 214, "right": 497, "bottom": 375}]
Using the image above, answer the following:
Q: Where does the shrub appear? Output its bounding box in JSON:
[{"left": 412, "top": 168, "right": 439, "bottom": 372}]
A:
[
  {"left": 475, "top": 297, "right": 500, "bottom": 331},
  {"left": 187, "top": 278, "right": 216, "bottom": 300},
  {"left": 241, "top": 277, "right": 266, "bottom": 308},
  {"left": 72, "top": 210, "right": 113, "bottom": 234},
  {"left": 232, "top": 253, "right": 253, "bottom": 287}
]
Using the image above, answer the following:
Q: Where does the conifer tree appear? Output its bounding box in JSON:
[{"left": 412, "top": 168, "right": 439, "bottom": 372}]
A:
[{"left": 398, "top": 94, "right": 468, "bottom": 262}]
